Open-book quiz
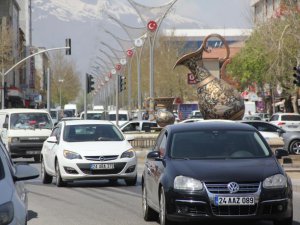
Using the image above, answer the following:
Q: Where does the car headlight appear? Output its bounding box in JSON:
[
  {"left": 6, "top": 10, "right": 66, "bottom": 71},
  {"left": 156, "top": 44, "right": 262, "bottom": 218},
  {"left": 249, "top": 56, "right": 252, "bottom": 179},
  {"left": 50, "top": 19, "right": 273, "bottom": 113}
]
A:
[
  {"left": 0, "top": 201, "right": 14, "bottom": 225},
  {"left": 121, "top": 149, "right": 135, "bottom": 158},
  {"left": 63, "top": 150, "right": 82, "bottom": 160},
  {"left": 263, "top": 174, "right": 287, "bottom": 189},
  {"left": 11, "top": 137, "right": 20, "bottom": 143},
  {"left": 174, "top": 176, "right": 203, "bottom": 191}
]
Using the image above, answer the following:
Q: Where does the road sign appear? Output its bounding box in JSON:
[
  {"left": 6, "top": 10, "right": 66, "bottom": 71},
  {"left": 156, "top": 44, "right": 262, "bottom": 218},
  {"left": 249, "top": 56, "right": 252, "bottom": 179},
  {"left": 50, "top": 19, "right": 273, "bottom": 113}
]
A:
[
  {"left": 147, "top": 20, "right": 157, "bottom": 32},
  {"left": 187, "top": 73, "right": 198, "bottom": 84}
]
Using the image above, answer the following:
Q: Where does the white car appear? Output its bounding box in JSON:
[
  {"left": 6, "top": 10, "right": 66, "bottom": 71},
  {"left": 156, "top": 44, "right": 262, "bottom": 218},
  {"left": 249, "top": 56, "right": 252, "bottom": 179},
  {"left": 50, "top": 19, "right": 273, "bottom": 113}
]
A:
[
  {"left": 269, "top": 113, "right": 300, "bottom": 131},
  {"left": 119, "top": 120, "right": 157, "bottom": 133},
  {"left": 0, "top": 140, "right": 39, "bottom": 225},
  {"left": 41, "top": 120, "right": 137, "bottom": 187}
]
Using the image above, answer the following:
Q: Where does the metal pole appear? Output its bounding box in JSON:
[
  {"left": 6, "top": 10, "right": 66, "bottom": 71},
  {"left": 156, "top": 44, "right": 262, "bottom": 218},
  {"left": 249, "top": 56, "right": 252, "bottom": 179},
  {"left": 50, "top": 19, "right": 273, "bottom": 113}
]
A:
[
  {"left": 59, "top": 83, "right": 62, "bottom": 108},
  {"left": 1, "top": 69, "right": 4, "bottom": 109},
  {"left": 47, "top": 68, "right": 50, "bottom": 112},
  {"left": 116, "top": 76, "right": 119, "bottom": 126},
  {"left": 84, "top": 74, "right": 87, "bottom": 120}
]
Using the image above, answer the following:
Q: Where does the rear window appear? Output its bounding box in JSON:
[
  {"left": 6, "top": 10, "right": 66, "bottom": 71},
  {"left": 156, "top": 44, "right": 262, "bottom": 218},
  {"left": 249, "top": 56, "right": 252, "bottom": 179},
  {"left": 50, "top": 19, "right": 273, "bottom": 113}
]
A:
[
  {"left": 281, "top": 115, "right": 300, "bottom": 121},
  {"left": 170, "top": 130, "right": 270, "bottom": 159}
]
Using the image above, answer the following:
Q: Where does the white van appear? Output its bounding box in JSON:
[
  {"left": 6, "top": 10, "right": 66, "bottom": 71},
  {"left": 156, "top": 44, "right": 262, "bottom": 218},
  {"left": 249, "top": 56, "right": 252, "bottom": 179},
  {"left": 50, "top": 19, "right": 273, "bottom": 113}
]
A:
[
  {"left": 64, "top": 104, "right": 78, "bottom": 117},
  {"left": 0, "top": 109, "right": 53, "bottom": 162},
  {"left": 108, "top": 110, "right": 131, "bottom": 126}
]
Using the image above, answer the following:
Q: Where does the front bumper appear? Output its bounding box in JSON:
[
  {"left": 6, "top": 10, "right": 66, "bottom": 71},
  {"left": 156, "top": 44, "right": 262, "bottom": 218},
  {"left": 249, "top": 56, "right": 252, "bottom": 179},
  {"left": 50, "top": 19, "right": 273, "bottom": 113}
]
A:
[
  {"left": 164, "top": 183, "right": 293, "bottom": 222},
  {"left": 9, "top": 142, "right": 44, "bottom": 157},
  {"left": 58, "top": 157, "right": 137, "bottom": 181}
]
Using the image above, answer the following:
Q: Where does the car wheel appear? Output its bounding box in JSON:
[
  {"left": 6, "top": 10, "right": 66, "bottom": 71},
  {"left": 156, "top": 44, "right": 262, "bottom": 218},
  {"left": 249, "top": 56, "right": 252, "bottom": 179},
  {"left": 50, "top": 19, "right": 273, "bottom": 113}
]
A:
[
  {"left": 288, "top": 139, "right": 300, "bottom": 154},
  {"left": 159, "top": 187, "right": 173, "bottom": 225},
  {"left": 142, "top": 184, "right": 157, "bottom": 221},
  {"left": 41, "top": 158, "right": 52, "bottom": 184},
  {"left": 55, "top": 161, "right": 66, "bottom": 187},
  {"left": 125, "top": 175, "right": 137, "bottom": 186}
]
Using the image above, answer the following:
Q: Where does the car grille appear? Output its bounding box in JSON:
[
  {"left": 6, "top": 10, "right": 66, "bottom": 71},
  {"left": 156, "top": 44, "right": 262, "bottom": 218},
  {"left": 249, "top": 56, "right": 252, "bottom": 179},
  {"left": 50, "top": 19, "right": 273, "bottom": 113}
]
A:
[
  {"left": 84, "top": 155, "right": 119, "bottom": 161},
  {"left": 205, "top": 182, "right": 260, "bottom": 194},
  {"left": 77, "top": 162, "right": 126, "bottom": 175},
  {"left": 211, "top": 204, "right": 257, "bottom": 216}
]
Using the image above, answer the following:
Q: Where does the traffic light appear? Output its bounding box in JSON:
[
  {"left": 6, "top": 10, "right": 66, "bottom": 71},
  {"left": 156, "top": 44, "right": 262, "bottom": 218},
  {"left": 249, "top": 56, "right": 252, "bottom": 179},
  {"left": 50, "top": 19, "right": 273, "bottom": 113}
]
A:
[
  {"left": 293, "top": 66, "right": 300, "bottom": 86},
  {"left": 87, "top": 74, "right": 95, "bottom": 93},
  {"left": 118, "top": 75, "right": 126, "bottom": 92},
  {"left": 65, "top": 38, "right": 71, "bottom": 55}
]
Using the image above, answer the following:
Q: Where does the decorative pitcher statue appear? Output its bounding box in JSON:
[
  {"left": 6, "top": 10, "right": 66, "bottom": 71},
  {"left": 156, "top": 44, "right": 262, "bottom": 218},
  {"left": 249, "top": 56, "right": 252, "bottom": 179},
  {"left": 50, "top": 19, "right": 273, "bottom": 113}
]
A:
[{"left": 174, "top": 34, "right": 245, "bottom": 120}]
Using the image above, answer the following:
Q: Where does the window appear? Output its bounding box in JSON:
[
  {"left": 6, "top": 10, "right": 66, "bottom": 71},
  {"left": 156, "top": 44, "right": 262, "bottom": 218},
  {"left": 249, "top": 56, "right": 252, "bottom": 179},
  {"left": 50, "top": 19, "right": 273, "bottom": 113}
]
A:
[
  {"left": 10, "top": 113, "right": 53, "bottom": 130},
  {"left": 281, "top": 115, "right": 300, "bottom": 121},
  {"left": 270, "top": 114, "right": 279, "bottom": 121}
]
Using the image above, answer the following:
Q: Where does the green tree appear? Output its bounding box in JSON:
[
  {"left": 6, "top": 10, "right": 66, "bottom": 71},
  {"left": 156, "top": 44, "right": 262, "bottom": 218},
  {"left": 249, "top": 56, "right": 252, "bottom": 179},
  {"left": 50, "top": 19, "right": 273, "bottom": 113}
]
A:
[{"left": 50, "top": 52, "right": 81, "bottom": 108}]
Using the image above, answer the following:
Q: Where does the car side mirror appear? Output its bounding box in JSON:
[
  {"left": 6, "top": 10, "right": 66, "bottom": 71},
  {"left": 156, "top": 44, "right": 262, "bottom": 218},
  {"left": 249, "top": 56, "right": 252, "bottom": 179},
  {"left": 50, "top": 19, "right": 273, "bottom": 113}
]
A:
[
  {"left": 14, "top": 164, "right": 39, "bottom": 181},
  {"left": 2, "top": 123, "right": 8, "bottom": 129},
  {"left": 276, "top": 129, "right": 285, "bottom": 137},
  {"left": 275, "top": 149, "right": 288, "bottom": 159},
  {"left": 126, "top": 135, "right": 135, "bottom": 142},
  {"left": 147, "top": 151, "right": 162, "bottom": 161},
  {"left": 47, "top": 136, "right": 58, "bottom": 143}
]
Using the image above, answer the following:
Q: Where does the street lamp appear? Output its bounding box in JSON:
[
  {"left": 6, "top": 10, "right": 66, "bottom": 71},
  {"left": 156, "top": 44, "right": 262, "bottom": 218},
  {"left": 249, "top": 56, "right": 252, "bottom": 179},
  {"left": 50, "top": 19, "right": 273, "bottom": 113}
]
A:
[{"left": 58, "top": 79, "right": 64, "bottom": 108}]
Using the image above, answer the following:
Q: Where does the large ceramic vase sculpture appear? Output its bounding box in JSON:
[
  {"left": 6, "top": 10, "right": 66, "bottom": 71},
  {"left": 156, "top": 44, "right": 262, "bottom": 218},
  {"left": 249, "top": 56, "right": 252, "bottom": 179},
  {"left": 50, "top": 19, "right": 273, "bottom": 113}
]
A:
[{"left": 174, "top": 34, "right": 244, "bottom": 120}]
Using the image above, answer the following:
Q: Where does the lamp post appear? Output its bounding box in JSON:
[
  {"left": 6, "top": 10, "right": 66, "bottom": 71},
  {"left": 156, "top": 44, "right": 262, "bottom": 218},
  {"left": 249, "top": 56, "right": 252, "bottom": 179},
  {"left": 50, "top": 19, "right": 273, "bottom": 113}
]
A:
[{"left": 128, "top": 0, "right": 178, "bottom": 118}]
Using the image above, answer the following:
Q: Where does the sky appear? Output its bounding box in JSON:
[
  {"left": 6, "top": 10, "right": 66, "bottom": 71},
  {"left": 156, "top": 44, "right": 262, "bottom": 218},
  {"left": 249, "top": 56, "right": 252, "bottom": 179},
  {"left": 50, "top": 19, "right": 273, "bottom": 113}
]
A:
[{"left": 32, "top": 0, "right": 253, "bottom": 76}]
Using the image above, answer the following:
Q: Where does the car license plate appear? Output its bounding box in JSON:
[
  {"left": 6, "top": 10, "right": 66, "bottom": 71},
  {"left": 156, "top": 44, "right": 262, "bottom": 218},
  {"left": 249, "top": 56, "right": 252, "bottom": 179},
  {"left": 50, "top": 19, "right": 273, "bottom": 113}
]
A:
[
  {"left": 90, "top": 163, "right": 114, "bottom": 170},
  {"left": 215, "top": 196, "right": 255, "bottom": 206}
]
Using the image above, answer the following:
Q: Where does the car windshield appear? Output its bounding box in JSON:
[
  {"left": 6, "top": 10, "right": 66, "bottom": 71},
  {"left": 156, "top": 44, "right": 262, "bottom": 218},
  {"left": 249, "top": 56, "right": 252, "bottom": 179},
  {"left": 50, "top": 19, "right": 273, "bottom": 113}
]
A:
[
  {"left": 170, "top": 130, "right": 270, "bottom": 159},
  {"left": 281, "top": 115, "right": 300, "bottom": 121},
  {"left": 63, "top": 124, "right": 124, "bottom": 142},
  {"left": 10, "top": 113, "right": 53, "bottom": 130},
  {"left": 109, "top": 114, "right": 128, "bottom": 121}
]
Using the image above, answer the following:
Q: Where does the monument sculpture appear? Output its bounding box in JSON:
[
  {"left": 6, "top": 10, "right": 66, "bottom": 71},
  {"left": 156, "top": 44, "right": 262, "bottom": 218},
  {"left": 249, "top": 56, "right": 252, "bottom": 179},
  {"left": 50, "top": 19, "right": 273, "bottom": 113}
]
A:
[{"left": 174, "top": 34, "right": 245, "bottom": 120}]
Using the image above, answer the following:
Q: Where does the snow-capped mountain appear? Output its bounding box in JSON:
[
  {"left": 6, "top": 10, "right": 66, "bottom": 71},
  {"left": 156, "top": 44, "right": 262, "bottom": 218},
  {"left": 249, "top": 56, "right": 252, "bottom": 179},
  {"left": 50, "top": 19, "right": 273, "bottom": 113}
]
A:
[{"left": 32, "top": 0, "right": 202, "bottom": 76}]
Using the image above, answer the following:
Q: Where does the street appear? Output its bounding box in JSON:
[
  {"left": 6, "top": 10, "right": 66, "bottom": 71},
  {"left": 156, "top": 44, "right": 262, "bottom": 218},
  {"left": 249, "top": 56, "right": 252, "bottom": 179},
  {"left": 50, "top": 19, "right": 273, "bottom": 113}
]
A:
[{"left": 24, "top": 161, "right": 300, "bottom": 225}]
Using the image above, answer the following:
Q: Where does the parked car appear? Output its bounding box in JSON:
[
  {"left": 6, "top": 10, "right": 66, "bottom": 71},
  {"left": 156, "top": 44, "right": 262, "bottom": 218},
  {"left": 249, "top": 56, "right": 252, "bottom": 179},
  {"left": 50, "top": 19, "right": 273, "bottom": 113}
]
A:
[
  {"left": 242, "top": 115, "right": 262, "bottom": 121},
  {"left": 119, "top": 120, "right": 157, "bottom": 133},
  {"left": 242, "top": 121, "right": 300, "bottom": 155},
  {"left": 269, "top": 113, "right": 300, "bottom": 131},
  {"left": 0, "top": 139, "right": 39, "bottom": 225},
  {"left": 41, "top": 120, "right": 137, "bottom": 187},
  {"left": 108, "top": 110, "right": 131, "bottom": 126},
  {"left": 142, "top": 121, "right": 292, "bottom": 225},
  {"left": 179, "top": 118, "right": 204, "bottom": 123},
  {"left": 254, "top": 112, "right": 270, "bottom": 122}
]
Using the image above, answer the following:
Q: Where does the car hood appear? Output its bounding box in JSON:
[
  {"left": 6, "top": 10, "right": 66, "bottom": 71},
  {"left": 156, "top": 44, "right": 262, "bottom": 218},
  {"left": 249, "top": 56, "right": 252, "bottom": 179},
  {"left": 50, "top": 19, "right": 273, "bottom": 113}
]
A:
[
  {"left": 61, "top": 140, "right": 133, "bottom": 156},
  {"left": 0, "top": 179, "right": 12, "bottom": 204},
  {"left": 167, "top": 157, "right": 280, "bottom": 183}
]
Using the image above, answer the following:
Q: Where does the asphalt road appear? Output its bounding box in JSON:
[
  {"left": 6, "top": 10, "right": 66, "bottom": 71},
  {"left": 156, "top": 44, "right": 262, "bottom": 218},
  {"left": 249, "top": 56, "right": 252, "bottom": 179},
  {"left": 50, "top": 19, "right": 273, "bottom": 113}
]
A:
[{"left": 24, "top": 161, "right": 300, "bottom": 225}]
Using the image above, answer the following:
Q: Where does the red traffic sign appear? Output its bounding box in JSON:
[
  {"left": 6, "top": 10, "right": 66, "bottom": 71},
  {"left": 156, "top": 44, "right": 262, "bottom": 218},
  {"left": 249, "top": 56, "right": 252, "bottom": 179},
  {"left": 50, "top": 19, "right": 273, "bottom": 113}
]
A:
[
  {"left": 187, "top": 73, "right": 198, "bottom": 84},
  {"left": 126, "top": 49, "right": 133, "bottom": 57},
  {"left": 115, "top": 64, "right": 121, "bottom": 71},
  {"left": 147, "top": 20, "right": 157, "bottom": 32}
]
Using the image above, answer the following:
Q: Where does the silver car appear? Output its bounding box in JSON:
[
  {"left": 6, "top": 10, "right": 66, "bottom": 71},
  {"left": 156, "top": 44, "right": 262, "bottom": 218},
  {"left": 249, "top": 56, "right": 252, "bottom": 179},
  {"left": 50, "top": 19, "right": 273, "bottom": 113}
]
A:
[{"left": 0, "top": 141, "right": 39, "bottom": 225}]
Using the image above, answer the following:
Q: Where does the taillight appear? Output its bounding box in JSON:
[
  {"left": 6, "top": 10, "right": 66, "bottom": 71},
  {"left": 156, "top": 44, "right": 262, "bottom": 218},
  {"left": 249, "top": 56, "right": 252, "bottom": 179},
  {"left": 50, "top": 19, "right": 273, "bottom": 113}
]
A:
[{"left": 277, "top": 122, "right": 285, "bottom": 126}]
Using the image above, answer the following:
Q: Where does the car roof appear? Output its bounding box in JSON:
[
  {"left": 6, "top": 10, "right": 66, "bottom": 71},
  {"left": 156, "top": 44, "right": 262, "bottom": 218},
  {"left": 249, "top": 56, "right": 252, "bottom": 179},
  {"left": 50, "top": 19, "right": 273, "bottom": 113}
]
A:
[
  {"left": 63, "top": 120, "right": 113, "bottom": 126},
  {"left": 166, "top": 120, "right": 256, "bottom": 133}
]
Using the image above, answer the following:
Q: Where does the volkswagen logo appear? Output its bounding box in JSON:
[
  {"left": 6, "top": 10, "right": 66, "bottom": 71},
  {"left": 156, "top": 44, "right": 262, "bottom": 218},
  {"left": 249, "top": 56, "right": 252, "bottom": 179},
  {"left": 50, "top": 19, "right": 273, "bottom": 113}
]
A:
[
  {"left": 99, "top": 156, "right": 105, "bottom": 161},
  {"left": 227, "top": 182, "right": 239, "bottom": 194}
]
